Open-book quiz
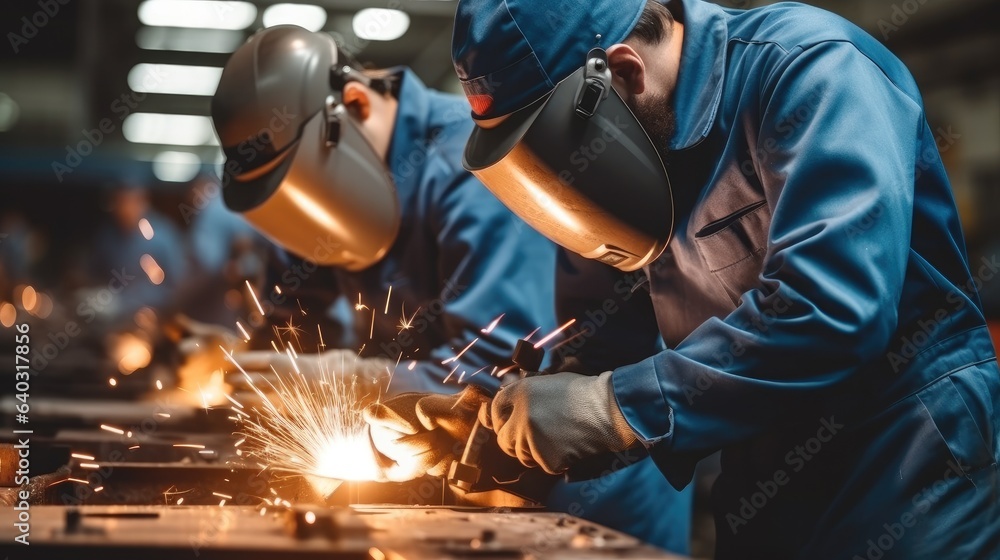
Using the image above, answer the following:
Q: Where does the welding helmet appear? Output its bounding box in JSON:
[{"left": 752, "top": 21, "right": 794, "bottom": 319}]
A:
[
  {"left": 212, "top": 25, "right": 400, "bottom": 271},
  {"left": 454, "top": 0, "right": 672, "bottom": 271}
]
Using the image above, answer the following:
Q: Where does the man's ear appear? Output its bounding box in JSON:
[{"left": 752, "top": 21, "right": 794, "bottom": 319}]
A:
[
  {"left": 343, "top": 82, "right": 371, "bottom": 121},
  {"left": 606, "top": 44, "right": 646, "bottom": 97}
]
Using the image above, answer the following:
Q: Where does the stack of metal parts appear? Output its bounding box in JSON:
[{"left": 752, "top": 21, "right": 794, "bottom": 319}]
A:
[
  {"left": 0, "top": 505, "right": 686, "bottom": 559},
  {"left": 0, "top": 387, "right": 687, "bottom": 558}
]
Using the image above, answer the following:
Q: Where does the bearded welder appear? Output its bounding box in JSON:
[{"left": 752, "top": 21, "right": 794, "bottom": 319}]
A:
[
  {"left": 210, "top": 25, "right": 693, "bottom": 554},
  {"left": 449, "top": 0, "right": 1000, "bottom": 557}
]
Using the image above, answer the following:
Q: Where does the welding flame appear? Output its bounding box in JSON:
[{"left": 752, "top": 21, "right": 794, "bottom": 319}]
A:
[{"left": 225, "top": 349, "right": 380, "bottom": 489}]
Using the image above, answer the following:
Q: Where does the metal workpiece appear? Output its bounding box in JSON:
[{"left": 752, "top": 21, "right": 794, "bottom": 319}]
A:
[{"left": 0, "top": 505, "right": 688, "bottom": 560}]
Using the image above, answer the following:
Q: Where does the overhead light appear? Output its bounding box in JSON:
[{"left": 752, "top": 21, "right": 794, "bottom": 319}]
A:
[
  {"left": 123, "top": 113, "right": 217, "bottom": 146},
  {"left": 138, "top": 0, "right": 257, "bottom": 30},
  {"left": 128, "top": 63, "right": 223, "bottom": 96},
  {"left": 353, "top": 8, "right": 410, "bottom": 41},
  {"left": 0, "top": 93, "right": 20, "bottom": 132},
  {"left": 152, "top": 151, "right": 202, "bottom": 182},
  {"left": 263, "top": 4, "right": 327, "bottom": 32},
  {"left": 136, "top": 27, "right": 245, "bottom": 53}
]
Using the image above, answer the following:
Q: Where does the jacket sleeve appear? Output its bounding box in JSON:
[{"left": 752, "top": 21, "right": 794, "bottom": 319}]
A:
[
  {"left": 612, "top": 42, "right": 921, "bottom": 483},
  {"left": 388, "top": 166, "right": 558, "bottom": 394}
]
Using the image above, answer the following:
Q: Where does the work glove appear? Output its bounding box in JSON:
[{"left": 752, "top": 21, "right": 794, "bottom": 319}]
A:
[
  {"left": 363, "top": 386, "right": 489, "bottom": 482},
  {"left": 482, "top": 371, "right": 638, "bottom": 475}
]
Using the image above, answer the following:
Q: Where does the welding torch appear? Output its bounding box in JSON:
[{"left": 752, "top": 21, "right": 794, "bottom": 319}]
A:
[{"left": 447, "top": 338, "right": 641, "bottom": 503}]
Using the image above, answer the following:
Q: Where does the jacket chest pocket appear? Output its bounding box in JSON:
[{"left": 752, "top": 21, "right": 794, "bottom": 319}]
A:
[{"left": 693, "top": 200, "right": 771, "bottom": 306}]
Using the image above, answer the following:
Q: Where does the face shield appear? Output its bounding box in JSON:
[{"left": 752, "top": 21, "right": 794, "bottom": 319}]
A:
[
  {"left": 463, "top": 47, "right": 673, "bottom": 271},
  {"left": 213, "top": 26, "right": 400, "bottom": 271}
]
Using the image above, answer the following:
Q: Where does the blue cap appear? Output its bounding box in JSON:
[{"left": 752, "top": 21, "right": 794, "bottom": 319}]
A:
[{"left": 452, "top": 0, "right": 647, "bottom": 120}]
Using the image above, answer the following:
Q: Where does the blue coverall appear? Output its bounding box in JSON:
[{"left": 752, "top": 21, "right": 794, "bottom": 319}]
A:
[
  {"left": 271, "top": 70, "right": 694, "bottom": 553},
  {"left": 609, "top": 1, "right": 1000, "bottom": 557}
]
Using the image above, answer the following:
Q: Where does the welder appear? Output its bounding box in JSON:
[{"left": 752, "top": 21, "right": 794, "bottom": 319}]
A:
[
  {"left": 210, "top": 25, "right": 692, "bottom": 554},
  {"left": 444, "top": 0, "right": 1000, "bottom": 558}
]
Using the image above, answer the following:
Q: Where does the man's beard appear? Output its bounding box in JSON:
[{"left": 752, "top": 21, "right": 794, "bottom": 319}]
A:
[{"left": 626, "top": 92, "right": 676, "bottom": 162}]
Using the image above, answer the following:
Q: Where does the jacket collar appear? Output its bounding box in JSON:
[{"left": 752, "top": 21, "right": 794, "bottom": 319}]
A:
[
  {"left": 668, "top": 0, "right": 728, "bottom": 151},
  {"left": 387, "top": 68, "right": 432, "bottom": 187}
]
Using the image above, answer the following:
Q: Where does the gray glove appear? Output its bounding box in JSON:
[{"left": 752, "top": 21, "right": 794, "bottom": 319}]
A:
[
  {"left": 481, "top": 371, "right": 638, "bottom": 474},
  {"left": 363, "top": 386, "right": 490, "bottom": 481}
]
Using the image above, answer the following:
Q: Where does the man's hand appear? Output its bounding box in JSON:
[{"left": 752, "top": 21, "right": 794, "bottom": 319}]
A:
[
  {"left": 363, "top": 386, "right": 489, "bottom": 482},
  {"left": 482, "top": 371, "right": 638, "bottom": 474}
]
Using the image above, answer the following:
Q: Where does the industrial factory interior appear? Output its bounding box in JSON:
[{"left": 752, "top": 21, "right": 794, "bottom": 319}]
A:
[{"left": 1, "top": 0, "right": 998, "bottom": 558}]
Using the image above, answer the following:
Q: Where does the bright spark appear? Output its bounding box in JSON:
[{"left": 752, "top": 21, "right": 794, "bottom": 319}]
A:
[
  {"left": 222, "top": 347, "right": 381, "bottom": 486},
  {"left": 155, "top": 379, "right": 163, "bottom": 390},
  {"left": 72, "top": 453, "right": 95, "bottom": 461},
  {"left": 397, "top": 304, "right": 420, "bottom": 333},
  {"left": 533, "top": 319, "right": 577, "bottom": 349},
  {"left": 355, "top": 293, "right": 368, "bottom": 312},
  {"left": 523, "top": 327, "right": 542, "bottom": 342},
  {"left": 246, "top": 280, "right": 265, "bottom": 316},
  {"left": 384, "top": 286, "right": 392, "bottom": 314},
  {"left": 101, "top": 424, "right": 125, "bottom": 435},
  {"left": 442, "top": 337, "right": 479, "bottom": 365},
  {"left": 236, "top": 321, "right": 251, "bottom": 342},
  {"left": 277, "top": 317, "right": 305, "bottom": 347},
  {"left": 481, "top": 313, "right": 505, "bottom": 335},
  {"left": 173, "top": 444, "right": 206, "bottom": 449},
  {"left": 138, "top": 218, "right": 154, "bottom": 240}
]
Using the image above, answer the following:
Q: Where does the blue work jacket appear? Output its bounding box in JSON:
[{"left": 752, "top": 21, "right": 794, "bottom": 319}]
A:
[
  {"left": 270, "top": 70, "right": 557, "bottom": 393},
  {"left": 271, "top": 71, "right": 693, "bottom": 552},
  {"left": 609, "top": 1, "right": 1000, "bottom": 557}
]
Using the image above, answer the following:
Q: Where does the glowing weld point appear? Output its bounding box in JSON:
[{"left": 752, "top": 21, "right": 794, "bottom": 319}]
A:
[
  {"left": 109, "top": 378, "right": 117, "bottom": 387},
  {"left": 101, "top": 425, "right": 125, "bottom": 435},
  {"left": 305, "top": 511, "right": 316, "bottom": 524},
  {"left": 246, "top": 280, "right": 265, "bottom": 316},
  {"left": 481, "top": 313, "right": 505, "bottom": 335}
]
